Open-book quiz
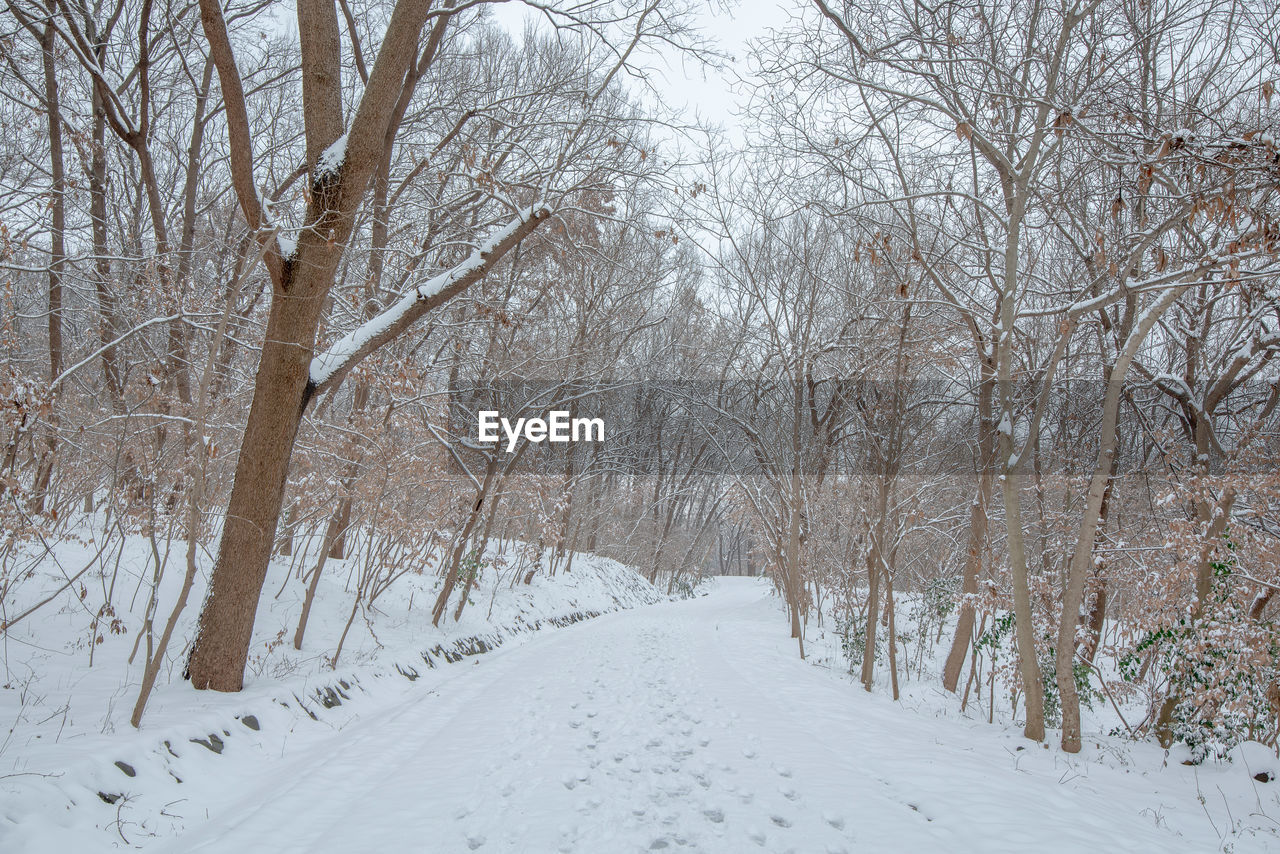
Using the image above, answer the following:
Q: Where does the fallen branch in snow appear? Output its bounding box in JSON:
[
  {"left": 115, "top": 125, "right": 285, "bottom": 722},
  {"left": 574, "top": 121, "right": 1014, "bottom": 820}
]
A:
[{"left": 306, "top": 204, "right": 552, "bottom": 401}]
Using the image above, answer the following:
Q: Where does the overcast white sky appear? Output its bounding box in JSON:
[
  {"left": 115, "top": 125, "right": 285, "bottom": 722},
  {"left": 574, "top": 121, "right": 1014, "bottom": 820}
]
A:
[{"left": 490, "top": 0, "right": 794, "bottom": 134}]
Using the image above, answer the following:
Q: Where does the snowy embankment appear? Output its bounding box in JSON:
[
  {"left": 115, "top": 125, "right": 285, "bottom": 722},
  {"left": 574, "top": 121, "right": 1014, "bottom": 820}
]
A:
[
  {"left": 0, "top": 522, "right": 663, "bottom": 850},
  {"left": 798, "top": 588, "right": 1280, "bottom": 852}
]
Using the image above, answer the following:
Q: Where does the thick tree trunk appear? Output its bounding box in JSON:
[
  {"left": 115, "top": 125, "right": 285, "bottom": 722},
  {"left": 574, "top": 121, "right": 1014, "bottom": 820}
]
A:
[
  {"left": 186, "top": 0, "right": 549, "bottom": 691},
  {"left": 187, "top": 292, "right": 324, "bottom": 690}
]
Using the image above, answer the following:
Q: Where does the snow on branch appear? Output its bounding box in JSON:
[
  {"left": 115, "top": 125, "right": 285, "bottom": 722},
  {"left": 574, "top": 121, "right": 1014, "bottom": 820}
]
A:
[
  {"left": 315, "top": 132, "right": 349, "bottom": 181},
  {"left": 307, "top": 204, "right": 552, "bottom": 398}
]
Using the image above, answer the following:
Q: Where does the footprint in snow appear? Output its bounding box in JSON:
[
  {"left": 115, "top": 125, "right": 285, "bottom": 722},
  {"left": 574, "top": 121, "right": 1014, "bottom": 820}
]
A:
[
  {"left": 465, "top": 835, "right": 486, "bottom": 850},
  {"left": 771, "top": 815, "right": 792, "bottom": 829},
  {"left": 562, "top": 774, "right": 583, "bottom": 790},
  {"left": 703, "top": 808, "right": 725, "bottom": 824},
  {"left": 822, "top": 812, "right": 845, "bottom": 830}
]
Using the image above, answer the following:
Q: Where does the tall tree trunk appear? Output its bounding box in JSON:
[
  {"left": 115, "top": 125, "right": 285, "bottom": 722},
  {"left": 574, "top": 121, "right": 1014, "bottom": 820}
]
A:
[
  {"left": 943, "top": 374, "right": 995, "bottom": 691},
  {"left": 786, "top": 362, "right": 806, "bottom": 659},
  {"left": 325, "top": 378, "right": 370, "bottom": 562},
  {"left": 186, "top": 281, "right": 328, "bottom": 690},
  {"left": 943, "top": 470, "right": 991, "bottom": 691},
  {"left": 996, "top": 191, "right": 1045, "bottom": 741},
  {"left": 1000, "top": 468, "right": 1046, "bottom": 741},
  {"left": 432, "top": 459, "right": 497, "bottom": 625},
  {"left": 31, "top": 20, "right": 66, "bottom": 514},
  {"left": 886, "top": 567, "right": 900, "bottom": 701},
  {"left": 88, "top": 69, "right": 126, "bottom": 414},
  {"left": 1057, "top": 283, "right": 1187, "bottom": 751},
  {"left": 185, "top": 0, "right": 550, "bottom": 690},
  {"left": 861, "top": 476, "right": 888, "bottom": 690}
]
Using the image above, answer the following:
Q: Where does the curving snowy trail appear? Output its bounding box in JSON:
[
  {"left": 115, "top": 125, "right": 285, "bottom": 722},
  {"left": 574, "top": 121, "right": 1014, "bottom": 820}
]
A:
[{"left": 159, "top": 578, "right": 1218, "bottom": 853}]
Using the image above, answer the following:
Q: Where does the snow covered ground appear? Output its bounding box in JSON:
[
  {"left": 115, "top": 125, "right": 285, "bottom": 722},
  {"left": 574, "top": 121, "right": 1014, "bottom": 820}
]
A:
[
  {"left": 6, "top": 575, "right": 1280, "bottom": 852},
  {"left": 0, "top": 526, "right": 662, "bottom": 851}
]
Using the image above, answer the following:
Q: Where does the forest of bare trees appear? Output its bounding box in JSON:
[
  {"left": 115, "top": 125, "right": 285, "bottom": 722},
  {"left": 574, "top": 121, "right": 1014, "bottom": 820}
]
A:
[{"left": 2, "top": 0, "right": 1279, "bottom": 772}]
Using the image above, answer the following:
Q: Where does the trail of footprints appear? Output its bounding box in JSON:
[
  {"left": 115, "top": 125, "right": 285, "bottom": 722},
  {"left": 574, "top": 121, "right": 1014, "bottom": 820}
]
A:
[{"left": 475, "top": 624, "right": 855, "bottom": 853}]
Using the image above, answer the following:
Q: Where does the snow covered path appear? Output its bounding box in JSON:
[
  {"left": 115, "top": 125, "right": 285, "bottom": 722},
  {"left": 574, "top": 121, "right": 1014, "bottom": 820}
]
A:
[{"left": 159, "top": 578, "right": 1226, "bottom": 853}]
